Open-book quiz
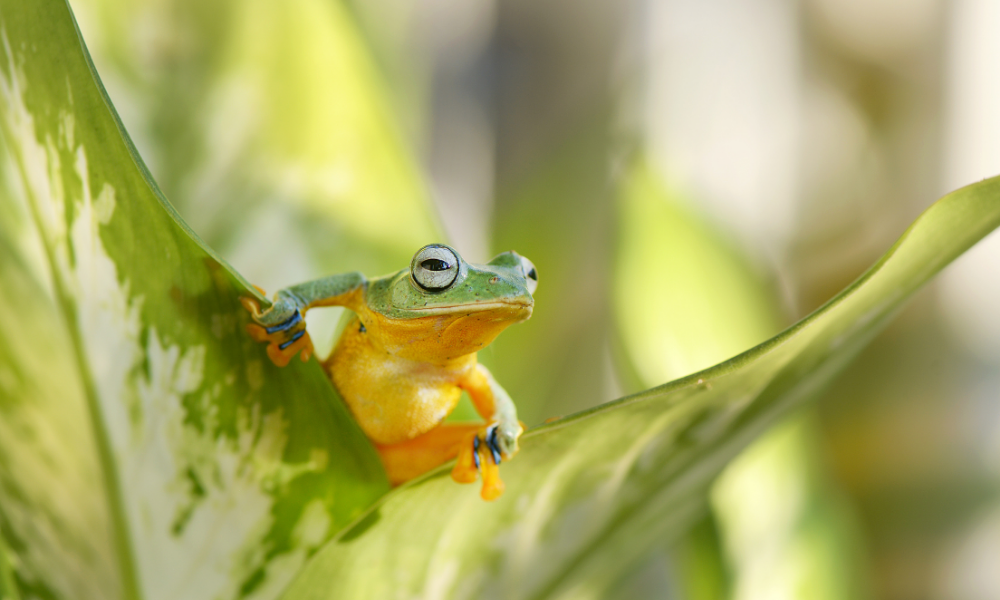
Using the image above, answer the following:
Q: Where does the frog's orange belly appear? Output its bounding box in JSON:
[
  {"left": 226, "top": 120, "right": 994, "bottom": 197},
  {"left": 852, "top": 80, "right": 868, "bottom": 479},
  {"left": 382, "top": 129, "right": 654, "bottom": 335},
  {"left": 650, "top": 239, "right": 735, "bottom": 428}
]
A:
[{"left": 324, "top": 322, "right": 467, "bottom": 445}]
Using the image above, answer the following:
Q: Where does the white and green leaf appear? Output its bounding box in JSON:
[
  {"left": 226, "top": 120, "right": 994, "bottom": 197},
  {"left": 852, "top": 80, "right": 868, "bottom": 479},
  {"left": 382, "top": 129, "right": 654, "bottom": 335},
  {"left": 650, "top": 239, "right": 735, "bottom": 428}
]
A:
[{"left": 0, "top": 2, "right": 388, "bottom": 599}]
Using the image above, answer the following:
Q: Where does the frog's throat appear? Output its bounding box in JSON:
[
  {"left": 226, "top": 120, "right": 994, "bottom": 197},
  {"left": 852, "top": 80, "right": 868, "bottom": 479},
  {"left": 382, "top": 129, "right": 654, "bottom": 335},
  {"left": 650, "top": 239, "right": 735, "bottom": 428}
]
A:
[{"left": 362, "top": 304, "right": 531, "bottom": 361}]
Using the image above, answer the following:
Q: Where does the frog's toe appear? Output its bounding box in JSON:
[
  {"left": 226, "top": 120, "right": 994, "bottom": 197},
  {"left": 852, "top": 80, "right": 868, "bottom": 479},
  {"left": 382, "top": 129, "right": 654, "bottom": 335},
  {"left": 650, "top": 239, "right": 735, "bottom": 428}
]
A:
[
  {"left": 449, "top": 426, "right": 509, "bottom": 501},
  {"left": 298, "top": 337, "right": 314, "bottom": 362},
  {"left": 240, "top": 296, "right": 264, "bottom": 319},
  {"left": 245, "top": 322, "right": 270, "bottom": 343},
  {"left": 451, "top": 432, "right": 480, "bottom": 484},
  {"left": 479, "top": 445, "right": 504, "bottom": 501},
  {"left": 265, "top": 329, "right": 313, "bottom": 367}
]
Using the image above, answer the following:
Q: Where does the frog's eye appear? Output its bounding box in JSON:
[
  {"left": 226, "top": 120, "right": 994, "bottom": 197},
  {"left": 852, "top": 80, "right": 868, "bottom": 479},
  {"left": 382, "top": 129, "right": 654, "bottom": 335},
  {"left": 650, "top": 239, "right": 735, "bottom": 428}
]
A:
[
  {"left": 411, "top": 244, "right": 460, "bottom": 291},
  {"left": 519, "top": 256, "right": 538, "bottom": 295}
]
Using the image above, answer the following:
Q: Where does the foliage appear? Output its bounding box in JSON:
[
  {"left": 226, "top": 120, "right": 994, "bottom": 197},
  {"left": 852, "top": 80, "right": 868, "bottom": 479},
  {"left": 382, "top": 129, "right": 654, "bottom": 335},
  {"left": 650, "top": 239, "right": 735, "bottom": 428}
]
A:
[{"left": 1, "top": 1, "right": 998, "bottom": 599}]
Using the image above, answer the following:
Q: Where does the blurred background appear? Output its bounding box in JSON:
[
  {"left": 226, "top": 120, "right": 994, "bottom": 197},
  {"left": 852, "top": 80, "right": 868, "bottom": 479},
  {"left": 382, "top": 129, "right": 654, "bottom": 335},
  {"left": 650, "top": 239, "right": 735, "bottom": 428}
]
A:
[{"left": 69, "top": 0, "right": 1000, "bottom": 598}]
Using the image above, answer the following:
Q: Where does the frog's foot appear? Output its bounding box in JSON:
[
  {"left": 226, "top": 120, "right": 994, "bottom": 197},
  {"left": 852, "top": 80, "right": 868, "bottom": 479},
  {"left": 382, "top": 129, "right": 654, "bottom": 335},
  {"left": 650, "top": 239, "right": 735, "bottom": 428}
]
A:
[
  {"left": 451, "top": 424, "right": 518, "bottom": 501},
  {"left": 240, "top": 296, "right": 314, "bottom": 367}
]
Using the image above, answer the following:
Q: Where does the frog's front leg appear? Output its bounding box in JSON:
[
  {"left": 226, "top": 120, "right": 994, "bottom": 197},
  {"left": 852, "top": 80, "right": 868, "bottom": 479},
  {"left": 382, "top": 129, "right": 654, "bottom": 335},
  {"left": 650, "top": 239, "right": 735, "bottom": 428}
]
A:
[
  {"left": 241, "top": 272, "right": 366, "bottom": 367},
  {"left": 451, "top": 364, "right": 524, "bottom": 501}
]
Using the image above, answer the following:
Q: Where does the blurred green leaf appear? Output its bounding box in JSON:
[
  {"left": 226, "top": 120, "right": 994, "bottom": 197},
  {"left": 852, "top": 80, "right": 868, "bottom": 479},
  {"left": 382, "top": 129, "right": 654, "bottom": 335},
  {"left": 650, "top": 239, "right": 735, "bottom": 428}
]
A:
[
  {"left": 0, "top": 2, "right": 388, "bottom": 599},
  {"left": 615, "top": 160, "right": 868, "bottom": 600},
  {"left": 614, "top": 160, "right": 781, "bottom": 386},
  {"left": 71, "top": 0, "right": 445, "bottom": 359},
  {"left": 712, "top": 416, "right": 870, "bottom": 600},
  {"left": 198, "top": 0, "right": 442, "bottom": 267},
  {"left": 490, "top": 127, "right": 617, "bottom": 424},
  {"left": 73, "top": 0, "right": 441, "bottom": 277},
  {"left": 280, "top": 175, "right": 1000, "bottom": 599},
  {"left": 0, "top": 534, "right": 16, "bottom": 600},
  {"left": 613, "top": 158, "right": 781, "bottom": 599}
]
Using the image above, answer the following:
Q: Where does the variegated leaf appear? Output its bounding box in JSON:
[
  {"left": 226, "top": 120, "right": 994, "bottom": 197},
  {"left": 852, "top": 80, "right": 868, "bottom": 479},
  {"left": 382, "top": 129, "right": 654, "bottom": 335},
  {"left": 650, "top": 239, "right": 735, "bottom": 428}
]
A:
[{"left": 0, "top": 2, "right": 388, "bottom": 599}]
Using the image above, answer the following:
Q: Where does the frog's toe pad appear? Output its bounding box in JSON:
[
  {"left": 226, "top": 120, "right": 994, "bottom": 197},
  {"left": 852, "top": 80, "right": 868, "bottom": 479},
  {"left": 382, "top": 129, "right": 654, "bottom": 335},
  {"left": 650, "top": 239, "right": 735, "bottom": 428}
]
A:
[
  {"left": 264, "top": 330, "right": 313, "bottom": 367},
  {"left": 479, "top": 458, "right": 504, "bottom": 501}
]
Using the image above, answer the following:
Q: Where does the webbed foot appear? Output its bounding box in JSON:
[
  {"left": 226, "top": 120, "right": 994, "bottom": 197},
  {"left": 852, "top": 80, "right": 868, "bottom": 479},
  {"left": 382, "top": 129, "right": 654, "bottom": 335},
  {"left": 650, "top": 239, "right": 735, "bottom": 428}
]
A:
[
  {"left": 451, "top": 423, "right": 523, "bottom": 501},
  {"left": 240, "top": 295, "right": 314, "bottom": 367}
]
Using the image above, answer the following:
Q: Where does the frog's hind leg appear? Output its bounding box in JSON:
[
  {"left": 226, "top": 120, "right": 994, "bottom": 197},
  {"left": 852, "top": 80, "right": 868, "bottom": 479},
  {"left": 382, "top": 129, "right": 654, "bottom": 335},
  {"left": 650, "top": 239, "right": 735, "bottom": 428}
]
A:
[
  {"left": 377, "top": 423, "right": 511, "bottom": 501},
  {"left": 375, "top": 424, "right": 483, "bottom": 487}
]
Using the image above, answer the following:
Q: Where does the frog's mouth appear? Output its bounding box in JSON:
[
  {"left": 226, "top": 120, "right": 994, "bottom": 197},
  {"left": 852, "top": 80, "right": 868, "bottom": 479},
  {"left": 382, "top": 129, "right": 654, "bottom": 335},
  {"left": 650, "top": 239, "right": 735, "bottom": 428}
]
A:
[{"left": 403, "top": 299, "right": 533, "bottom": 317}]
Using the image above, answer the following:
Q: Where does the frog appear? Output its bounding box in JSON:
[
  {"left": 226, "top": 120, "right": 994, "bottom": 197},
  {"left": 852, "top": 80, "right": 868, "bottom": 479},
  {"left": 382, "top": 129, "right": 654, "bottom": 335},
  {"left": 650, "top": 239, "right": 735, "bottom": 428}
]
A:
[{"left": 240, "top": 244, "right": 537, "bottom": 501}]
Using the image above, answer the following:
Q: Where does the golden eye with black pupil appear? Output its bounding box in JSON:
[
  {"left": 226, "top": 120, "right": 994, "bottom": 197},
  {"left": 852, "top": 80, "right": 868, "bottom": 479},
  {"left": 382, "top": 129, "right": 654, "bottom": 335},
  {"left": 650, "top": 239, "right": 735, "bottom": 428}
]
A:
[{"left": 411, "top": 244, "right": 460, "bottom": 291}]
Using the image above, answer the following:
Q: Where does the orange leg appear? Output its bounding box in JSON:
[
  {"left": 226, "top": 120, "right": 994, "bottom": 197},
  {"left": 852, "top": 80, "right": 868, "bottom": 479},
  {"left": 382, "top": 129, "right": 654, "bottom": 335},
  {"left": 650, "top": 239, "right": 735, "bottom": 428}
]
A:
[{"left": 376, "top": 423, "right": 508, "bottom": 501}]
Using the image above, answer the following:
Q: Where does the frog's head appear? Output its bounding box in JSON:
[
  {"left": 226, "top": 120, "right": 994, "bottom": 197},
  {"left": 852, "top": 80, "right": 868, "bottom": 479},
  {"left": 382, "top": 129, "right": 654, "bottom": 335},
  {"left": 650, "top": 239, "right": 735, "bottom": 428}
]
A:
[{"left": 363, "top": 244, "right": 537, "bottom": 361}]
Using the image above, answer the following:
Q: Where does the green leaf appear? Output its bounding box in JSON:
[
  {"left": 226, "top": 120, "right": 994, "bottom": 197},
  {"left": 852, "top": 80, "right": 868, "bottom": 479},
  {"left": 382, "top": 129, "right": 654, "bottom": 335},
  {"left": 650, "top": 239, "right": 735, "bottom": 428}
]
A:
[
  {"left": 0, "top": 2, "right": 388, "bottom": 600},
  {"left": 73, "top": 0, "right": 442, "bottom": 276},
  {"left": 612, "top": 158, "right": 781, "bottom": 599},
  {"left": 71, "top": 0, "right": 445, "bottom": 359},
  {"left": 615, "top": 160, "right": 868, "bottom": 600},
  {"left": 712, "top": 416, "right": 871, "bottom": 600},
  {"left": 280, "top": 176, "right": 1000, "bottom": 599},
  {"left": 614, "top": 159, "right": 781, "bottom": 385},
  {"left": 489, "top": 128, "right": 618, "bottom": 424}
]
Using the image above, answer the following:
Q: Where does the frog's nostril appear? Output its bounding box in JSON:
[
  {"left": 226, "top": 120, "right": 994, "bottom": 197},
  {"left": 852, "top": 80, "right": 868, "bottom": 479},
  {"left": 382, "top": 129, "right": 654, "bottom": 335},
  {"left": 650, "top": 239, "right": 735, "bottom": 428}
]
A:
[{"left": 489, "top": 276, "right": 499, "bottom": 284}]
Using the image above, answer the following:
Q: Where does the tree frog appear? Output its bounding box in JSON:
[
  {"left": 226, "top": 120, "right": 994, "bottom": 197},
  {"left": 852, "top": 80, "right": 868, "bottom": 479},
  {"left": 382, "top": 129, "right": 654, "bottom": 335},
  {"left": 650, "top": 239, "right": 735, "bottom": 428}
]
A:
[{"left": 241, "top": 244, "right": 537, "bottom": 501}]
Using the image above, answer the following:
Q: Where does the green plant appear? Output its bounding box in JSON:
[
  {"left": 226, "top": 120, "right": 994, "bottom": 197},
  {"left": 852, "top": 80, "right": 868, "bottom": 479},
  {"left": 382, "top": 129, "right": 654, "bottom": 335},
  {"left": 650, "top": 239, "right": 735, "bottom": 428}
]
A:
[{"left": 1, "top": 1, "right": 998, "bottom": 599}]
